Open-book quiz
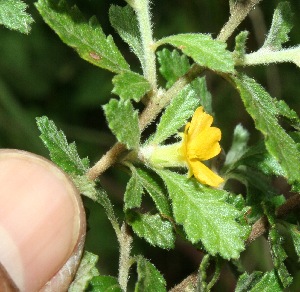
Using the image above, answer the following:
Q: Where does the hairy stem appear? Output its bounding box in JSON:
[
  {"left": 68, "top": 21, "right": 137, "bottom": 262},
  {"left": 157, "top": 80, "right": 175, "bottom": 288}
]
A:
[
  {"left": 218, "top": 0, "right": 263, "bottom": 42},
  {"left": 118, "top": 223, "right": 133, "bottom": 292},
  {"left": 132, "top": 0, "right": 157, "bottom": 90}
]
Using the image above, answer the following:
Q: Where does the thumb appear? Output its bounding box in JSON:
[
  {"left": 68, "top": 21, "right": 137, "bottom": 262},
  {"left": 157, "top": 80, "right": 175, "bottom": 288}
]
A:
[{"left": 0, "top": 149, "right": 86, "bottom": 291}]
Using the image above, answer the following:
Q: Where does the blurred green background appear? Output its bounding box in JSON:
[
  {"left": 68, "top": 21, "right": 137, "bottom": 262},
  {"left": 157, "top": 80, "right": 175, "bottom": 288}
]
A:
[{"left": 1, "top": 0, "right": 300, "bottom": 290}]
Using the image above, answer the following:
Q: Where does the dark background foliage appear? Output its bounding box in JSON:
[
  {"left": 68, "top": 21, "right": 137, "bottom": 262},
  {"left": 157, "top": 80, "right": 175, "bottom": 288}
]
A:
[{"left": 1, "top": 0, "right": 300, "bottom": 290}]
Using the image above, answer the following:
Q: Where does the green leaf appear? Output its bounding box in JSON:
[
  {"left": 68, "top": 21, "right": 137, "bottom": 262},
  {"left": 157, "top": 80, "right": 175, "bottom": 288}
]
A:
[
  {"left": 136, "top": 167, "right": 172, "bottom": 217},
  {"left": 109, "top": 5, "right": 144, "bottom": 68},
  {"left": 157, "top": 170, "right": 249, "bottom": 259},
  {"left": 0, "top": 0, "right": 34, "bottom": 34},
  {"left": 191, "top": 77, "right": 213, "bottom": 114},
  {"left": 268, "top": 227, "right": 293, "bottom": 288},
  {"left": 285, "top": 223, "right": 300, "bottom": 260},
  {"left": 103, "top": 99, "right": 140, "bottom": 149},
  {"left": 157, "top": 48, "right": 190, "bottom": 89},
  {"left": 236, "top": 271, "right": 282, "bottom": 292},
  {"left": 127, "top": 211, "right": 175, "bottom": 249},
  {"left": 112, "top": 71, "right": 151, "bottom": 102},
  {"left": 124, "top": 167, "right": 143, "bottom": 210},
  {"left": 233, "top": 31, "right": 249, "bottom": 64},
  {"left": 155, "top": 33, "right": 235, "bottom": 73},
  {"left": 151, "top": 83, "right": 200, "bottom": 144},
  {"left": 69, "top": 251, "right": 100, "bottom": 292},
  {"left": 233, "top": 74, "right": 300, "bottom": 187},
  {"left": 36, "top": 116, "right": 89, "bottom": 175},
  {"left": 135, "top": 256, "right": 167, "bottom": 292},
  {"left": 35, "top": 0, "right": 129, "bottom": 73},
  {"left": 263, "top": 2, "right": 293, "bottom": 51},
  {"left": 224, "top": 124, "right": 249, "bottom": 171},
  {"left": 88, "top": 276, "right": 122, "bottom": 292}
]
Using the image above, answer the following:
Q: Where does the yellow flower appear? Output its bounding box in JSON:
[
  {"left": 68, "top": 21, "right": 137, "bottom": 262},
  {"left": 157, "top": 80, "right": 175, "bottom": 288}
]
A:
[
  {"left": 139, "top": 106, "right": 223, "bottom": 187},
  {"left": 181, "top": 106, "right": 224, "bottom": 187}
]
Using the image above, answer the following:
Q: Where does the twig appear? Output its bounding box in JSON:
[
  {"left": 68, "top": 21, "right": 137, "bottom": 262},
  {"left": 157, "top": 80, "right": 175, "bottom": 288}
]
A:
[{"left": 217, "top": 0, "right": 263, "bottom": 42}]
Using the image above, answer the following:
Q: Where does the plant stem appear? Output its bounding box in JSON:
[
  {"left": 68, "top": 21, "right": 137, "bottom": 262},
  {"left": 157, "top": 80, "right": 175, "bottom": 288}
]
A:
[
  {"left": 132, "top": 0, "right": 157, "bottom": 91},
  {"left": 218, "top": 0, "right": 263, "bottom": 42},
  {"left": 118, "top": 223, "right": 133, "bottom": 292},
  {"left": 87, "top": 64, "right": 203, "bottom": 180},
  {"left": 241, "top": 47, "right": 300, "bottom": 66}
]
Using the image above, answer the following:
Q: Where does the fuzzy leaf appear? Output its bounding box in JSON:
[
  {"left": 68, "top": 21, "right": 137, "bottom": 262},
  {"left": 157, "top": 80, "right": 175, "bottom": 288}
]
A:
[
  {"left": 156, "top": 33, "right": 234, "bottom": 73},
  {"left": 233, "top": 31, "right": 249, "bottom": 64},
  {"left": 69, "top": 251, "right": 100, "bottom": 291},
  {"left": 0, "top": 0, "right": 34, "bottom": 34},
  {"left": 124, "top": 167, "right": 143, "bottom": 210},
  {"left": 135, "top": 256, "right": 167, "bottom": 292},
  {"left": 109, "top": 4, "right": 144, "bottom": 67},
  {"left": 191, "top": 77, "right": 213, "bottom": 114},
  {"left": 88, "top": 276, "right": 122, "bottom": 292},
  {"left": 35, "top": 0, "right": 129, "bottom": 73},
  {"left": 112, "top": 71, "right": 151, "bottom": 102},
  {"left": 151, "top": 83, "right": 200, "bottom": 144},
  {"left": 236, "top": 271, "right": 282, "bottom": 292},
  {"left": 234, "top": 74, "right": 300, "bottom": 187},
  {"left": 103, "top": 99, "right": 140, "bottom": 149},
  {"left": 285, "top": 223, "right": 300, "bottom": 260},
  {"left": 263, "top": 2, "right": 293, "bottom": 51},
  {"left": 157, "top": 170, "right": 249, "bottom": 259},
  {"left": 136, "top": 167, "right": 172, "bottom": 217},
  {"left": 268, "top": 227, "right": 293, "bottom": 287},
  {"left": 157, "top": 48, "right": 190, "bottom": 89},
  {"left": 36, "top": 116, "right": 89, "bottom": 175},
  {"left": 127, "top": 211, "right": 175, "bottom": 249}
]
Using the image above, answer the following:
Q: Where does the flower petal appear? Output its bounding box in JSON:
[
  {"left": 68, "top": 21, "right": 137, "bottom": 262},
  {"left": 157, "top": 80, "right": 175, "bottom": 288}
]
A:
[
  {"left": 189, "top": 159, "right": 224, "bottom": 187},
  {"left": 188, "top": 107, "right": 213, "bottom": 140},
  {"left": 187, "top": 127, "right": 221, "bottom": 160}
]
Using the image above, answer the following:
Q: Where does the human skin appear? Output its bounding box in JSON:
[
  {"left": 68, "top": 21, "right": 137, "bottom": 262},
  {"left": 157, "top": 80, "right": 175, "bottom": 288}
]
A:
[{"left": 0, "top": 149, "right": 86, "bottom": 291}]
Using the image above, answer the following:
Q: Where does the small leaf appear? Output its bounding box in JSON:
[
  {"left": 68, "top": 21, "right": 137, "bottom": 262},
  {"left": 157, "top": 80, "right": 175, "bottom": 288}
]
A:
[
  {"left": 112, "top": 71, "right": 151, "bottom": 102},
  {"left": 36, "top": 116, "right": 89, "bottom": 175},
  {"left": 233, "top": 74, "right": 300, "bottom": 187},
  {"left": 236, "top": 271, "right": 282, "bottom": 292},
  {"left": 35, "top": 0, "right": 129, "bottom": 73},
  {"left": 124, "top": 167, "right": 143, "bottom": 210},
  {"left": 268, "top": 227, "right": 293, "bottom": 288},
  {"left": 69, "top": 251, "right": 100, "bottom": 291},
  {"left": 157, "top": 170, "right": 249, "bottom": 259},
  {"left": 127, "top": 211, "right": 175, "bottom": 249},
  {"left": 224, "top": 124, "right": 249, "bottom": 170},
  {"left": 263, "top": 2, "right": 293, "bottom": 51},
  {"left": 233, "top": 31, "right": 249, "bottom": 64},
  {"left": 285, "top": 223, "right": 300, "bottom": 260},
  {"left": 157, "top": 48, "right": 190, "bottom": 89},
  {"left": 0, "top": 0, "right": 34, "bottom": 34},
  {"left": 103, "top": 99, "right": 140, "bottom": 149},
  {"left": 151, "top": 83, "right": 200, "bottom": 144},
  {"left": 156, "top": 33, "right": 235, "bottom": 73},
  {"left": 136, "top": 167, "right": 172, "bottom": 217},
  {"left": 135, "top": 256, "right": 167, "bottom": 292},
  {"left": 88, "top": 276, "right": 122, "bottom": 292},
  {"left": 191, "top": 77, "right": 213, "bottom": 114},
  {"left": 109, "top": 4, "right": 144, "bottom": 68}
]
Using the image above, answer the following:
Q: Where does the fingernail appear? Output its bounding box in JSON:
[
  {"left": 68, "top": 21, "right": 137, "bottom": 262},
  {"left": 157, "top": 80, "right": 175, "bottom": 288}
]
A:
[{"left": 0, "top": 149, "right": 86, "bottom": 291}]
